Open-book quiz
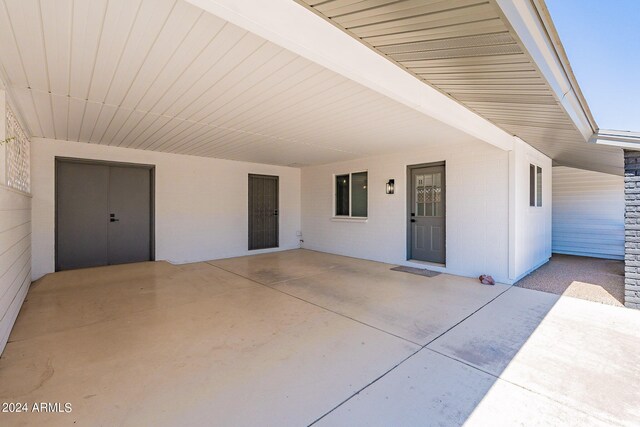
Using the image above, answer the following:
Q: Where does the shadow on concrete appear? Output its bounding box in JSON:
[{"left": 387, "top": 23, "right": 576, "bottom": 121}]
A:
[{"left": 313, "top": 287, "right": 572, "bottom": 425}]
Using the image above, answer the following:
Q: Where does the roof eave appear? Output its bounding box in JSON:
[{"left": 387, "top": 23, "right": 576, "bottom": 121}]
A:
[
  {"left": 590, "top": 129, "right": 640, "bottom": 150},
  {"left": 495, "top": 0, "right": 597, "bottom": 140}
]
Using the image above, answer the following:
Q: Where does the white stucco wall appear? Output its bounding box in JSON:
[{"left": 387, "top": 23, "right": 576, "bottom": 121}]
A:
[
  {"left": 31, "top": 136, "right": 552, "bottom": 285},
  {"left": 552, "top": 166, "right": 623, "bottom": 259},
  {"left": 30, "top": 138, "right": 301, "bottom": 280},
  {"left": 301, "top": 139, "right": 512, "bottom": 283},
  {"left": 510, "top": 138, "right": 553, "bottom": 281}
]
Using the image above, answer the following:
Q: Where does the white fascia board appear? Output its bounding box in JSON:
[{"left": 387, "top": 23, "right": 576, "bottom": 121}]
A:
[
  {"left": 590, "top": 129, "right": 640, "bottom": 150},
  {"left": 495, "top": 0, "right": 594, "bottom": 141},
  {"left": 594, "top": 129, "right": 640, "bottom": 142},
  {"left": 184, "top": 0, "right": 514, "bottom": 152},
  {"left": 593, "top": 139, "right": 640, "bottom": 150}
]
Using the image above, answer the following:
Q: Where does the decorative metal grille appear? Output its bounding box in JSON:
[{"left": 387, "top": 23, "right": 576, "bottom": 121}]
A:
[{"left": 5, "top": 105, "right": 30, "bottom": 193}]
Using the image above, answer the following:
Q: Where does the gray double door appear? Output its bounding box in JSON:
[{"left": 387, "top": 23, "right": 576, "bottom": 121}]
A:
[
  {"left": 56, "top": 160, "right": 153, "bottom": 271},
  {"left": 409, "top": 164, "right": 446, "bottom": 264},
  {"left": 248, "top": 174, "right": 279, "bottom": 250}
]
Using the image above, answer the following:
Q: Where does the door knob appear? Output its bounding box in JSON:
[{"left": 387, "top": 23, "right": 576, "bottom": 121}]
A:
[
  {"left": 274, "top": 209, "right": 279, "bottom": 216},
  {"left": 110, "top": 218, "right": 119, "bottom": 222},
  {"left": 410, "top": 219, "right": 416, "bottom": 223}
]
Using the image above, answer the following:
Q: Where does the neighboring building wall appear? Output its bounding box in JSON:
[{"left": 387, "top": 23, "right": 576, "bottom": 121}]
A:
[
  {"left": 623, "top": 150, "right": 640, "bottom": 309},
  {"left": 510, "top": 138, "right": 553, "bottom": 281},
  {"left": 552, "top": 166, "right": 624, "bottom": 260},
  {"left": 301, "top": 138, "right": 512, "bottom": 283},
  {"left": 30, "top": 138, "right": 301, "bottom": 281}
]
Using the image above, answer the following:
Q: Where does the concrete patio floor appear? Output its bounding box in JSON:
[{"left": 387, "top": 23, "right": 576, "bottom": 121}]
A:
[{"left": 0, "top": 249, "right": 638, "bottom": 426}]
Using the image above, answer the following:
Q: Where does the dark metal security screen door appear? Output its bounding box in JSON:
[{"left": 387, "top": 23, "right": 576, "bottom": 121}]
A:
[
  {"left": 248, "top": 174, "right": 279, "bottom": 250},
  {"left": 409, "top": 164, "right": 446, "bottom": 263},
  {"left": 56, "top": 160, "right": 153, "bottom": 271}
]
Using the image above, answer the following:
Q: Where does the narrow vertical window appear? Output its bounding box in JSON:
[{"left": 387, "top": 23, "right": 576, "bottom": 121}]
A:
[
  {"left": 536, "top": 166, "right": 542, "bottom": 207},
  {"left": 335, "top": 174, "right": 350, "bottom": 216},
  {"left": 529, "top": 164, "right": 536, "bottom": 207},
  {"left": 351, "top": 172, "right": 368, "bottom": 217},
  {"left": 529, "top": 164, "right": 543, "bottom": 207}
]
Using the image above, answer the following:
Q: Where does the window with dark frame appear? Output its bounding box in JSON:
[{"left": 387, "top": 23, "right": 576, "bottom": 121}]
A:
[
  {"left": 335, "top": 172, "right": 368, "bottom": 217},
  {"left": 529, "top": 164, "right": 535, "bottom": 206},
  {"left": 536, "top": 166, "right": 542, "bottom": 207},
  {"left": 529, "top": 164, "right": 542, "bottom": 207},
  {"left": 351, "top": 172, "right": 368, "bottom": 217},
  {"left": 335, "top": 174, "right": 350, "bottom": 216}
]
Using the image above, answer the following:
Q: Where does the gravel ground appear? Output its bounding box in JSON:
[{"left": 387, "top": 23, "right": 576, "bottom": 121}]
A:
[{"left": 516, "top": 254, "right": 624, "bottom": 307}]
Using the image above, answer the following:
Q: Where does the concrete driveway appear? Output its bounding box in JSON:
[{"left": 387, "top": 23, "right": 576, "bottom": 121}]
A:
[{"left": 1, "top": 249, "right": 638, "bottom": 426}]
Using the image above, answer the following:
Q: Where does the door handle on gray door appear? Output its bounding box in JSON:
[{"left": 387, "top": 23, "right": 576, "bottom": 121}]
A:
[
  {"left": 274, "top": 209, "right": 278, "bottom": 216},
  {"left": 110, "top": 218, "right": 119, "bottom": 222},
  {"left": 410, "top": 219, "right": 416, "bottom": 223}
]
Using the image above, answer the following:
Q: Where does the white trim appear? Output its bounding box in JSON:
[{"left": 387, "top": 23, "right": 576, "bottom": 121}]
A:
[
  {"left": 331, "top": 217, "right": 367, "bottom": 223},
  {"left": 183, "top": 0, "right": 514, "bottom": 152},
  {"left": 0, "top": 182, "right": 32, "bottom": 198},
  {"left": 595, "top": 129, "right": 640, "bottom": 140},
  {"left": 590, "top": 129, "right": 640, "bottom": 150},
  {"left": 508, "top": 149, "right": 516, "bottom": 280},
  {"left": 593, "top": 139, "right": 640, "bottom": 150}
]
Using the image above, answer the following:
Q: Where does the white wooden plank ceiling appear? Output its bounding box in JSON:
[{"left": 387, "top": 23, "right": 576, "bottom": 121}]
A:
[
  {"left": 299, "top": 0, "right": 622, "bottom": 175},
  {"left": 0, "top": 0, "right": 484, "bottom": 167}
]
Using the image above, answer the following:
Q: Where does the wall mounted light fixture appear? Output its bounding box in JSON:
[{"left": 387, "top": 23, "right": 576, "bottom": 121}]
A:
[{"left": 386, "top": 179, "right": 395, "bottom": 194}]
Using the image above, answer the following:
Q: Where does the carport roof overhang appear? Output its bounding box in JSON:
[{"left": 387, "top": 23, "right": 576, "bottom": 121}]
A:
[
  {"left": 0, "top": 0, "right": 497, "bottom": 167},
  {"left": 185, "top": 0, "right": 515, "bottom": 153},
  {"left": 0, "top": 0, "right": 624, "bottom": 173},
  {"left": 189, "top": 0, "right": 623, "bottom": 175},
  {"left": 301, "top": 0, "right": 625, "bottom": 174}
]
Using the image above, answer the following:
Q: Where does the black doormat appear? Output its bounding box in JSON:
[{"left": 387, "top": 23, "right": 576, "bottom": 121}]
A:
[{"left": 390, "top": 266, "right": 441, "bottom": 277}]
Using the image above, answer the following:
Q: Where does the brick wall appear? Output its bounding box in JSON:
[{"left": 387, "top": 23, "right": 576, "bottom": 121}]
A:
[{"left": 624, "top": 150, "right": 640, "bottom": 309}]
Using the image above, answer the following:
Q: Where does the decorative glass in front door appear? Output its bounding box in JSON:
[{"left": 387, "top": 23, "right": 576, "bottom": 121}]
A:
[{"left": 415, "top": 173, "right": 443, "bottom": 217}]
